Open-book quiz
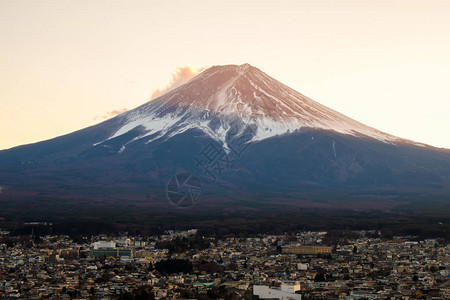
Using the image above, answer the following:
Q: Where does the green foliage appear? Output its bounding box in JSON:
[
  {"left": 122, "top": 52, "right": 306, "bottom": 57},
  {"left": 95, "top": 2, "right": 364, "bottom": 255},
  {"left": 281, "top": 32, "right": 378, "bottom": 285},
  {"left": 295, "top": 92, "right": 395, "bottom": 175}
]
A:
[
  {"left": 119, "top": 286, "right": 155, "bottom": 300},
  {"left": 155, "top": 258, "right": 193, "bottom": 274},
  {"left": 314, "top": 272, "right": 325, "bottom": 282},
  {"left": 155, "top": 236, "right": 211, "bottom": 253}
]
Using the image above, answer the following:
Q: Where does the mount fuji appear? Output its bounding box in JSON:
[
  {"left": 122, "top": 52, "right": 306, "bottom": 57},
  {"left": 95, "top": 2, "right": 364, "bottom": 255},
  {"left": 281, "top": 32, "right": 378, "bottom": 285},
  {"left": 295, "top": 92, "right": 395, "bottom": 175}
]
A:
[
  {"left": 99, "top": 63, "right": 400, "bottom": 149},
  {"left": 0, "top": 64, "right": 449, "bottom": 221}
]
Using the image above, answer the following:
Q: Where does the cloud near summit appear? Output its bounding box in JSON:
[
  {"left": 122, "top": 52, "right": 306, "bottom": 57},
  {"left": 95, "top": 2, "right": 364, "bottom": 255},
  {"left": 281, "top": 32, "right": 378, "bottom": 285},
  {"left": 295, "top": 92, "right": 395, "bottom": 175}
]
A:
[
  {"left": 151, "top": 65, "right": 205, "bottom": 99},
  {"left": 94, "top": 66, "right": 204, "bottom": 122},
  {"left": 94, "top": 107, "right": 129, "bottom": 121}
]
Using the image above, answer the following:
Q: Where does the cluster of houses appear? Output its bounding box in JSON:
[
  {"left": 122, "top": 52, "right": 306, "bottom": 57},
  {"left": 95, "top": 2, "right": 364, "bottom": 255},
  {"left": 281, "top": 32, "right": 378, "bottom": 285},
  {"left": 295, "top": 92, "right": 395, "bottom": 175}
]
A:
[{"left": 0, "top": 229, "right": 448, "bottom": 299}]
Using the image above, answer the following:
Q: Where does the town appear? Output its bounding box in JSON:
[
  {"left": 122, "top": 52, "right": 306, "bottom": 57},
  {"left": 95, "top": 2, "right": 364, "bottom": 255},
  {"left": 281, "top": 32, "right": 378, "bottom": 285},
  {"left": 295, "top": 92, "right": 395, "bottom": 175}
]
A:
[{"left": 0, "top": 229, "right": 448, "bottom": 299}]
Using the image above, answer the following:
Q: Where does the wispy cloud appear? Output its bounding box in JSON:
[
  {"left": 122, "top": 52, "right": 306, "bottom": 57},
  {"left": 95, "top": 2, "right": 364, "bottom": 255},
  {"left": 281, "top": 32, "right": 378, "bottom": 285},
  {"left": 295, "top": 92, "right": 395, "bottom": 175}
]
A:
[
  {"left": 93, "top": 65, "right": 204, "bottom": 121},
  {"left": 151, "top": 65, "right": 205, "bottom": 99},
  {"left": 94, "top": 107, "right": 129, "bottom": 121}
]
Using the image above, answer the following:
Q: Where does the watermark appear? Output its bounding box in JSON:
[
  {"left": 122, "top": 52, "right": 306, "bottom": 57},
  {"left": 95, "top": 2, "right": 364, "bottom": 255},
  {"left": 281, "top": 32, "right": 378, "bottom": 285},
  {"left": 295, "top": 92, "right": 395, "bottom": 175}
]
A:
[
  {"left": 166, "top": 173, "right": 202, "bottom": 208},
  {"left": 194, "top": 127, "right": 255, "bottom": 182},
  {"left": 194, "top": 142, "right": 231, "bottom": 183},
  {"left": 165, "top": 127, "right": 256, "bottom": 207}
]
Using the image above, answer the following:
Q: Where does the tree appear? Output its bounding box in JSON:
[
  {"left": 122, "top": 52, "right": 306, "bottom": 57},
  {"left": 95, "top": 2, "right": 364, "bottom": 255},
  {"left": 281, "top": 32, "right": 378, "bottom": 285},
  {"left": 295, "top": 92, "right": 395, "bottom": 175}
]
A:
[
  {"left": 276, "top": 245, "right": 282, "bottom": 254},
  {"left": 155, "top": 258, "right": 193, "bottom": 274},
  {"left": 119, "top": 286, "right": 155, "bottom": 300},
  {"left": 314, "top": 272, "right": 325, "bottom": 282}
]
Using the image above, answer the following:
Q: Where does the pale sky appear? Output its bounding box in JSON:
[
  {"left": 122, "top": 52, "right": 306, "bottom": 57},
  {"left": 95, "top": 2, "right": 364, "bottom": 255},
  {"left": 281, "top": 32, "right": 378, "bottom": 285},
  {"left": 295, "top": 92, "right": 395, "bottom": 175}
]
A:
[{"left": 1, "top": 0, "right": 449, "bottom": 150}]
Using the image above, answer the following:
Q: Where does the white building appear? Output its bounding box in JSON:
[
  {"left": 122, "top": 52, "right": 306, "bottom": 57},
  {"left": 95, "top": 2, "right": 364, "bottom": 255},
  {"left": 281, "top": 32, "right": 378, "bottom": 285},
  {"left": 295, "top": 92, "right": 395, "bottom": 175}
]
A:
[
  {"left": 117, "top": 238, "right": 130, "bottom": 247},
  {"left": 92, "top": 241, "right": 116, "bottom": 249},
  {"left": 253, "top": 281, "right": 301, "bottom": 300}
]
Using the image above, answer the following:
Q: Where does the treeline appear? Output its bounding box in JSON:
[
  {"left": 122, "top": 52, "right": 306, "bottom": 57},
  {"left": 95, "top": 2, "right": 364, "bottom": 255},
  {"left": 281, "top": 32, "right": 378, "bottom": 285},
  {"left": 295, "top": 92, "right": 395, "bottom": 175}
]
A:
[
  {"left": 155, "top": 236, "right": 211, "bottom": 253},
  {"left": 154, "top": 258, "right": 193, "bottom": 274},
  {"left": 2, "top": 207, "right": 449, "bottom": 242}
]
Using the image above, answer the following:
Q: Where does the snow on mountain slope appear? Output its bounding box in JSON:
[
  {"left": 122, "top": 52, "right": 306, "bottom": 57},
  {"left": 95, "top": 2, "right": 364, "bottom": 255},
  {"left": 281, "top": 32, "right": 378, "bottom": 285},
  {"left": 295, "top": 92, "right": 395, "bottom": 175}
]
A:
[{"left": 96, "top": 64, "right": 402, "bottom": 151}]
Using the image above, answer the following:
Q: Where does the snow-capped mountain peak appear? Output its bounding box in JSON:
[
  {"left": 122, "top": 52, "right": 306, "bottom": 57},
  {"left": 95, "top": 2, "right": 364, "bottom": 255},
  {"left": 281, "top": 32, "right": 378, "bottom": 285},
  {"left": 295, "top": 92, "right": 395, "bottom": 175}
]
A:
[{"left": 97, "top": 64, "right": 400, "bottom": 151}]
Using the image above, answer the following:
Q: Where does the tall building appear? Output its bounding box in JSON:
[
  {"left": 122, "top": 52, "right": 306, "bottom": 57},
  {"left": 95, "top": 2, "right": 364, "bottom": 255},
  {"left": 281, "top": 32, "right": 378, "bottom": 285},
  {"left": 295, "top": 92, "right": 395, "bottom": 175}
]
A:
[
  {"left": 282, "top": 245, "right": 332, "bottom": 255},
  {"left": 90, "top": 241, "right": 132, "bottom": 258}
]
